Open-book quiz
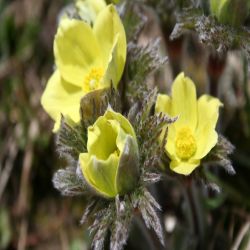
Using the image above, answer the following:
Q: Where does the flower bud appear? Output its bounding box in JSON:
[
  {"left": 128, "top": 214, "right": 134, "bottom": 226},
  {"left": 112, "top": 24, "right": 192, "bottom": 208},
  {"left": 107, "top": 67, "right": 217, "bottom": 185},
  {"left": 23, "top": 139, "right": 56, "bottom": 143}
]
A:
[
  {"left": 79, "top": 109, "right": 139, "bottom": 198},
  {"left": 210, "top": 0, "right": 250, "bottom": 27}
]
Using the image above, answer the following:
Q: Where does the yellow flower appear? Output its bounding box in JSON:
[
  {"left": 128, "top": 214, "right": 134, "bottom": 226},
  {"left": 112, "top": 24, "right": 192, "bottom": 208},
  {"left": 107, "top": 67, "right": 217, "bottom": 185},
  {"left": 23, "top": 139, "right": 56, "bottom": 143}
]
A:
[
  {"left": 155, "top": 73, "right": 223, "bottom": 175},
  {"left": 41, "top": 4, "right": 127, "bottom": 131},
  {"left": 79, "top": 109, "right": 139, "bottom": 198},
  {"left": 76, "top": 0, "right": 107, "bottom": 24}
]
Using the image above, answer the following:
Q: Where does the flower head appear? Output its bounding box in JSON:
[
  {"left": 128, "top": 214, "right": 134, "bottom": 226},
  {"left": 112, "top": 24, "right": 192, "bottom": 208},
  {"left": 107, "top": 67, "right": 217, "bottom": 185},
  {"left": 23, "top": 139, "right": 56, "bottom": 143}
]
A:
[
  {"left": 41, "top": 4, "right": 126, "bottom": 131},
  {"left": 79, "top": 109, "right": 139, "bottom": 198},
  {"left": 155, "top": 73, "right": 223, "bottom": 175}
]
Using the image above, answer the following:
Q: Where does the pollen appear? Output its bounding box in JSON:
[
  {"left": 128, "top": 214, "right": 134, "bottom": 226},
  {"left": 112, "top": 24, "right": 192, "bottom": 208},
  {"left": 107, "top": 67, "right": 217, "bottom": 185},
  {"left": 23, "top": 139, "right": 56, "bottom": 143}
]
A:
[
  {"left": 175, "top": 126, "right": 197, "bottom": 160},
  {"left": 83, "top": 67, "right": 104, "bottom": 92}
]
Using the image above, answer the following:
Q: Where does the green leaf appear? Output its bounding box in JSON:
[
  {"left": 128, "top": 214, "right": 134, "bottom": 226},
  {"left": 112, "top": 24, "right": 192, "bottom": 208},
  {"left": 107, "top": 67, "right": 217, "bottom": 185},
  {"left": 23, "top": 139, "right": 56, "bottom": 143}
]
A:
[
  {"left": 132, "top": 187, "right": 165, "bottom": 246},
  {"left": 56, "top": 116, "right": 87, "bottom": 162},
  {"left": 110, "top": 196, "right": 133, "bottom": 250},
  {"left": 120, "top": 1, "right": 146, "bottom": 42},
  {"left": 125, "top": 40, "right": 167, "bottom": 105},
  {"left": 203, "top": 135, "right": 235, "bottom": 175},
  {"left": 170, "top": 7, "right": 250, "bottom": 59},
  {"left": 52, "top": 167, "right": 87, "bottom": 196}
]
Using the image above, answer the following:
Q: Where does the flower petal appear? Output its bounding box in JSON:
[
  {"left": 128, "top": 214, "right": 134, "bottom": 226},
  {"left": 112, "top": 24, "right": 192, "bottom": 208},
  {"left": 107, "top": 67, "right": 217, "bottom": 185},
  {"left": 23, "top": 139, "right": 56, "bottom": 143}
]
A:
[
  {"left": 172, "top": 73, "right": 197, "bottom": 131},
  {"left": 80, "top": 153, "right": 119, "bottom": 197},
  {"left": 193, "top": 94, "right": 223, "bottom": 160},
  {"left": 165, "top": 126, "right": 177, "bottom": 158},
  {"left": 102, "top": 37, "right": 120, "bottom": 87},
  {"left": 41, "top": 70, "right": 83, "bottom": 131},
  {"left": 76, "top": 0, "right": 106, "bottom": 24},
  {"left": 104, "top": 109, "right": 136, "bottom": 139},
  {"left": 155, "top": 94, "right": 177, "bottom": 159},
  {"left": 155, "top": 94, "right": 171, "bottom": 115},
  {"left": 170, "top": 159, "right": 200, "bottom": 175},
  {"left": 93, "top": 5, "right": 126, "bottom": 84},
  {"left": 87, "top": 116, "right": 118, "bottom": 160},
  {"left": 54, "top": 19, "right": 102, "bottom": 87},
  {"left": 86, "top": 0, "right": 107, "bottom": 13}
]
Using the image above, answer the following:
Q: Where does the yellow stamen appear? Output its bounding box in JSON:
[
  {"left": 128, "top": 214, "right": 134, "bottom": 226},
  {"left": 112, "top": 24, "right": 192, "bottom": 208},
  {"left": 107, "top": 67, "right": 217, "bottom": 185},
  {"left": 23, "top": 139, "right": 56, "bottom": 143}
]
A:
[
  {"left": 175, "top": 126, "right": 197, "bottom": 160},
  {"left": 83, "top": 67, "right": 104, "bottom": 92}
]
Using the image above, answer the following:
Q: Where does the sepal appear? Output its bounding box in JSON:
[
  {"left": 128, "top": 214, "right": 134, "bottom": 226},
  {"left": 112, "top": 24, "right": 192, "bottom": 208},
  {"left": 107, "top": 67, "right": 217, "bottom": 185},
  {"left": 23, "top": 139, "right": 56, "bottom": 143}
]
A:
[{"left": 116, "top": 135, "right": 140, "bottom": 195}]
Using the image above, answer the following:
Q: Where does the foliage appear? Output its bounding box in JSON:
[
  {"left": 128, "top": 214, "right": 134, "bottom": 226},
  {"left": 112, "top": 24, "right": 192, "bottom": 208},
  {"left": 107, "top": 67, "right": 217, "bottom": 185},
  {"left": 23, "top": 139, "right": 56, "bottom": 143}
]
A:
[{"left": 171, "top": 8, "right": 250, "bottom": 59}]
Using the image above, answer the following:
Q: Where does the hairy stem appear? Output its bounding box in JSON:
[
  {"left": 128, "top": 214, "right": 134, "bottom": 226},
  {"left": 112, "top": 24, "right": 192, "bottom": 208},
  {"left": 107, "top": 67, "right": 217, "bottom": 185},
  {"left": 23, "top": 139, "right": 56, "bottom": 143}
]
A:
[{"left": 183, "top": 179, "right": 205, "bottom": 250}]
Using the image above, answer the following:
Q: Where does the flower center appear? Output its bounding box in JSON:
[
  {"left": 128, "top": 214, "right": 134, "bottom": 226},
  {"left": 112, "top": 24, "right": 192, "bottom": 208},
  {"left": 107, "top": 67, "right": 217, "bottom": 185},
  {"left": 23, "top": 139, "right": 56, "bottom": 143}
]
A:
[
  {"left": 175, "top": 126, "right": 197, "bottom": 160},
  {"left": 83, "top": 67, "right": 104, "bottom": 92}
]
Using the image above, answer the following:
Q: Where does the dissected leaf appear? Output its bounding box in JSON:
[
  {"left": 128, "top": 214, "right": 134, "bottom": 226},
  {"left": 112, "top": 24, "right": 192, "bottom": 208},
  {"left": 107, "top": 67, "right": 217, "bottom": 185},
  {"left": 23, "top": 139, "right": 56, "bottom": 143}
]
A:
[
  {"left": 90, "top": 202, "right": 116, "bottom": 250},
  {"left": 80, "top": 200, "right": 98, "bottom": 225},
  {"left": 110, "top": 196, "right": 133, "bottom": 250},
  {"left": 171, "top": 8, "right": 250, "bottom": 59},
  {"left": 132, "top": 187, "right": 165, "bottom": 246},
  {"left": 56, "top": 117, "right": 87, "bottom": 162},
  {"left": 203, "top": 135, "right": 235, "bottom": 175},
  {"left": 119, "top": 1, "right": 147, "bottom": 42},
  {"left": 53, "top": 167, "right": 87, "bottom": 196},
  {"left": 125, "top": 40, "right": 167, "bottom": 105}
]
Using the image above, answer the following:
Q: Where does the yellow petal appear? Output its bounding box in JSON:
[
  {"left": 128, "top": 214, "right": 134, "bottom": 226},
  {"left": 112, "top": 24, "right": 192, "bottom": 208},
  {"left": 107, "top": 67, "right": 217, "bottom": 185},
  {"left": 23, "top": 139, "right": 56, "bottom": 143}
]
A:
[
  {"left": 87, "top": 0, "right": 107, "bottom": 13},
  {"left": 155, "top": 94, "right": 171, "bottom": 115},
  {"left": 165, "top": 126, "right": 177, "bottom": 159},
  {"left": 41, "top": 70, "right": 82, "bottom": 132},
  {"left": 80, "top": 153, "right": 119, "bottom": 197},
  {"left": 104, "top": 108, "right": 136, "bottom": 139},
  {"left": 87, "top": 116, "right": 118, "bottom": 160},
  {"left": 172, "top": 73, "right": 197, "bottom": 131},
  {"left": 93, "top": 5, "right": 126, "bottom": 85},
  {"left": 193, "top": 95, "right": 223, "bottom": 160},
  {"left": 87, "top": 109, "right": 136, "bottom": 159},
  {"left": 76, "top": 0, "right": 106, "bottom": 24},
  {"left": 155, "top": 94, "right": 177, "bottom": 159},
  {"left": 170, "top": 159, "right": 200, "bottom": 175},
  {"left": 54, "top": 19, "right": 103, "bottom": 87},
  {"left": 115, "top": 121, "right": 129, "bottom": 153},
  {"left": 80, "top": 108, "right": 139, "bottom": 197},
  {"left": 102, "top": 37, "right": 120, "bottom": 87}
]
